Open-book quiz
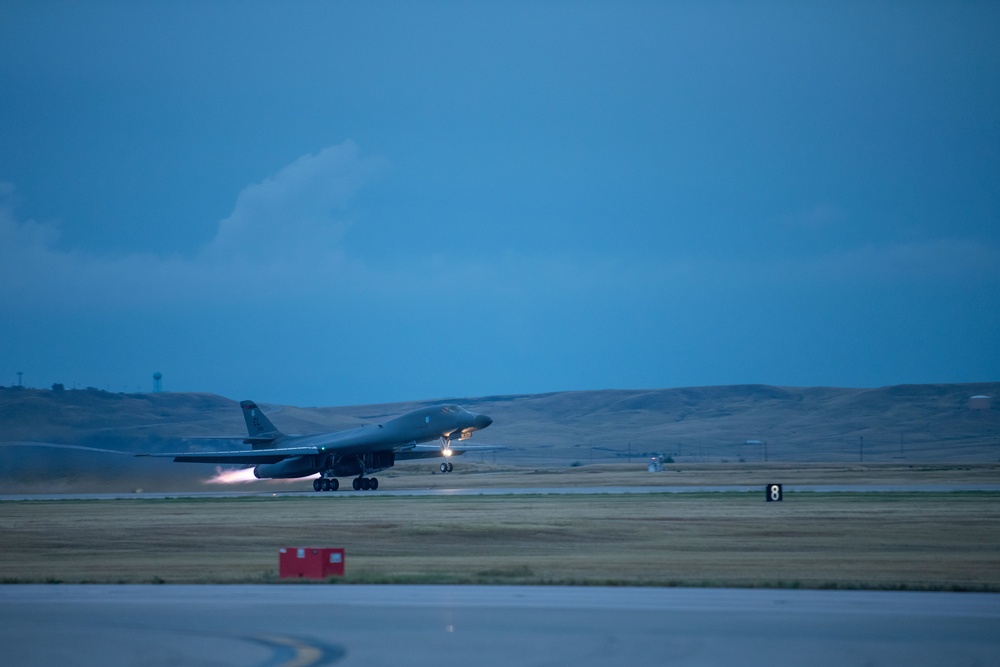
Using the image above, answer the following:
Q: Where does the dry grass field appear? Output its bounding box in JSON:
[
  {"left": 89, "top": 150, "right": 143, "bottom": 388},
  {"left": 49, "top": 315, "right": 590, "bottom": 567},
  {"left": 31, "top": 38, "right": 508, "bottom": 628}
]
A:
[
  {"left": 2, "top": 488, "right": 998, "bottom": 591},
  {"left": 6, "top": 385, "right": 996, "bottom": 590},
  {"left": 333, "top": 461, "right": 1000, "bottom": 490}
]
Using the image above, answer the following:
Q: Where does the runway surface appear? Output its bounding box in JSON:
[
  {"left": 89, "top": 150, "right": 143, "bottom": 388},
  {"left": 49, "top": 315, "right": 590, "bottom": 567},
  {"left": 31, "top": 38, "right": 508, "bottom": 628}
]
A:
[
  {"left": 3, "top": 482, "right": 999, "bottom": 501},
  {"left": 1, "top": 585, "right": 998, "bottom": 666}
]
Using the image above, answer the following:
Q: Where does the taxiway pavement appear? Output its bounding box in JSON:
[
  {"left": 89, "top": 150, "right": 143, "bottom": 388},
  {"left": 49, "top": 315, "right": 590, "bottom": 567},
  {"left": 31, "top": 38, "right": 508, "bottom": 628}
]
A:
[{"left": 1, "top": 585, "right": 998, "bottom": 666}]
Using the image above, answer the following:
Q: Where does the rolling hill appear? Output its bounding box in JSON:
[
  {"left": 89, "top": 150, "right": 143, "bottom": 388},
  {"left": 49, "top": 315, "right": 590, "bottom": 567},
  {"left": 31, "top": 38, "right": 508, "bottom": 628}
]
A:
[{"left": 2, "top": 382, "right": 998, "bottom": 490}]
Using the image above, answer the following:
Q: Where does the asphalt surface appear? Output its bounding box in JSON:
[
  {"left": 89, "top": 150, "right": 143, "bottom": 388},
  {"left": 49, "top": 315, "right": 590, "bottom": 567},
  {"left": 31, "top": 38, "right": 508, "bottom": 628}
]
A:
[
  {"left": 1, "top": 585, "right": 998, "bottom": 666},
  {"left": 3, "top": 482, "right": 1000, "bottom": 501}
]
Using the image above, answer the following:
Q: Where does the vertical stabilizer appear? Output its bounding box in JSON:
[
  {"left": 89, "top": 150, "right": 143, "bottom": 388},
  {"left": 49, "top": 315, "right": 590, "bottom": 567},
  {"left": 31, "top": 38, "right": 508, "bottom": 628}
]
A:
[{"left": 240, "top": 400, "right": 282, "bottom": 439}]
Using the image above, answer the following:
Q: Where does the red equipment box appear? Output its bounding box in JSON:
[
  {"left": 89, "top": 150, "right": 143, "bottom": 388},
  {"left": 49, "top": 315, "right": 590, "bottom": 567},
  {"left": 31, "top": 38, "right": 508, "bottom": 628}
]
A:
[{"left": 279, "top": 547, "right": 345, "bottom": 579}]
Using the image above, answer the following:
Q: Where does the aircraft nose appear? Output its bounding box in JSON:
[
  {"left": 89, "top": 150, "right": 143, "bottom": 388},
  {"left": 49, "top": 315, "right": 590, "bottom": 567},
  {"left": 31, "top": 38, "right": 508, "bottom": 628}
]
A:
[{"left": 474, "top": 414, "right": 493, "bottom": 430}]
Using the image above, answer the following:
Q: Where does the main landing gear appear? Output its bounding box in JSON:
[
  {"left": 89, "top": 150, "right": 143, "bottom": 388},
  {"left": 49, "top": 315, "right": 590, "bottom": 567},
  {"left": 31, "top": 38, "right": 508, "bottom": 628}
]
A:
[
  {"left": 439, "top": 461, "right": 454, "bottom": 473},
  {"left": 352, "top": 476, "right": 378, "bottom": 491},
  {"left": 313, "top": 477, "right": 339, "bottom": 492},
  {"left": 313, "top": 476, "right": 379, "bottom": 492}
]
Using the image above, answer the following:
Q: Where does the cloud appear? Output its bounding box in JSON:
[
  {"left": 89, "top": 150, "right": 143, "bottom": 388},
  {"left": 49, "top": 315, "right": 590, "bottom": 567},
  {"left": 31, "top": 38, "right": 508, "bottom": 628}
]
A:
[
  {"left": 0, "top": 184, "right": 59, "bottom": 250},
  {"left": 3, "top": 141, "right": 997, "bottom": 319},
  {"left": 0, "top": 141, "right": 389, "bottom": 309},
  {"left": 626, "top": 236, "right": 1000, "bottom": 294},
  {"left": 0, "top": 185, "right": 81, "bottom": 306},
  {"left": 0, "top": 137, "right": 650, "bottom": 315},
  {"left": 202, "top": 141, "right": 387, "bottom": 261},
  {"left": 782, "top": 238, "right": 1000, "bottom": 287}
]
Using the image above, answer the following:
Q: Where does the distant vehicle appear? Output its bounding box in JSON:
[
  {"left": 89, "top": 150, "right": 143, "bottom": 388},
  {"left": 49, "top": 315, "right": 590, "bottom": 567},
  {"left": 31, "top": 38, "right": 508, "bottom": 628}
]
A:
[{"left": 138, "top": 401, "right": 495, "bottom": 491}]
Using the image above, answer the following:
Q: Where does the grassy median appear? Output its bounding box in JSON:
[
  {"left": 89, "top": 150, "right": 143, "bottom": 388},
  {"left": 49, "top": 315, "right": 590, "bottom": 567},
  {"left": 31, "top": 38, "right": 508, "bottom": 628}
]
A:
[{"left": 2, "top": 491, "right": 998, "bottom": 590}]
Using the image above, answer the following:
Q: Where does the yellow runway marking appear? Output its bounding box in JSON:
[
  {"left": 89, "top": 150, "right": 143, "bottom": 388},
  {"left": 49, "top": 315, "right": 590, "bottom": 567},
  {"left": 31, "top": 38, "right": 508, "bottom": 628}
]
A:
[{"left": 257, "top": 634, "right": 326, "bottom": 667}]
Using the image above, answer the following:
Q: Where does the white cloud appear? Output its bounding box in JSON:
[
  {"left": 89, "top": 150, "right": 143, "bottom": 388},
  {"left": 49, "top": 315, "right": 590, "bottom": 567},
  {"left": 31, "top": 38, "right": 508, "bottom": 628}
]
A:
[
  {"left": 3, "top": 143, "right": 997, "bottom": 318},
  {"left": 202, "top": 141, "right": 387, "bottom": 261},
  {"left": 784, "top": 238, "right": 1000, "bottom": 286},
  {"left": 0, "top": 142, "right": 389, "bottom": 309},
  {"left": 624, "top": 237, "right": 1000, "bottom": 293}
]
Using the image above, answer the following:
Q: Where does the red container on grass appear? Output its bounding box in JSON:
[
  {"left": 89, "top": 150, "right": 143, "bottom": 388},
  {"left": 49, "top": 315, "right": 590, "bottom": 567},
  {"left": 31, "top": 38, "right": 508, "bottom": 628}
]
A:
[{"left": 279, "top": 547, "right": 345, "bottom": 579}]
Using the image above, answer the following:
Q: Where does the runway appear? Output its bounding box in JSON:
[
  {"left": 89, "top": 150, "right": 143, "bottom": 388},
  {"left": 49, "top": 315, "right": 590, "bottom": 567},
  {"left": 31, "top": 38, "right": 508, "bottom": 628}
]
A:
[
  {"left": 1, "top": 585, "right": 997, "bottom": 666},
  {"left": 3, "top": 482, "right": 999, "bottom": 501}
]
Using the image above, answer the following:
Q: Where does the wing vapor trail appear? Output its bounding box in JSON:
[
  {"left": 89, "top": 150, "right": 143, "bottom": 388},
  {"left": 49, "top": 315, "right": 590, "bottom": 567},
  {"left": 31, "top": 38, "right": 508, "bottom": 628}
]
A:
[{"left": 0, "top": 442, "right": 131, "bottom": 455}]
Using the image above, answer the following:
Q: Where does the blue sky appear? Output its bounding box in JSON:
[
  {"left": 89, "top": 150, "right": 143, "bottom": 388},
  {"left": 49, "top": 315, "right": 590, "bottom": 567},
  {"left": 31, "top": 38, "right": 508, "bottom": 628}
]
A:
[{"left": 2, "top": 2, "right": 998, "bottom": 407}]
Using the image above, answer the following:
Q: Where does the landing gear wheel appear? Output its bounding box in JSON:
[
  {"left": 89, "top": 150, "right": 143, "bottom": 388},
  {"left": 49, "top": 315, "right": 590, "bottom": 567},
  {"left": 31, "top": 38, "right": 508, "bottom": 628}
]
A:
[
  {"left": 361, "top": 477, "right": 372, "bottom": 491},
  {"left": 352, "top": 477, "right": 362, "bottom": 491},
  {"left": 320, "top": 478, "right": 332, "bottom": 492},
  {"left": 440, "top": 462, "right": 449, "bottom": 473},
  {"left": 369, "top": 477, "right": 379, "bottom": 491},
  {"left": 329, "top": 478, "right": 339, "bottom": 491},
  {"left": 313, "top": 479, "right": 322, "bottom": 492},
  {"left": 447, "top": 462, "right": 454, "bottom": 473}
]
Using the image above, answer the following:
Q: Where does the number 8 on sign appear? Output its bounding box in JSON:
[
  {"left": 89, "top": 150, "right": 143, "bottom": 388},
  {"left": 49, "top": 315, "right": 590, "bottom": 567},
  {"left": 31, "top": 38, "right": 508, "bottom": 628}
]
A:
[{"left": 766, "top": 484, "right": 783, "bottom": 502}]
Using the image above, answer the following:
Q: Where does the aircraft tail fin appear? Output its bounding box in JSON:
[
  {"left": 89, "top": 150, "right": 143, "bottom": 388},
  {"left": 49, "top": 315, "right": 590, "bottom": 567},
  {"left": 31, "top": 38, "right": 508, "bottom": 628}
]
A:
[{"left": 239, "top": 400, "right": 283, "bottom": 443}]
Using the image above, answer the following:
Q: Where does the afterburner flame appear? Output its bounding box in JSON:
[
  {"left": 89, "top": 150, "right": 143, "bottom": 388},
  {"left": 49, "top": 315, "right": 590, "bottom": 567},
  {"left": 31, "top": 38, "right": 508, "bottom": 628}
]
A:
[
  {"left": 206, "top": 467, "right": 258, "bottom": 484},
  {"left": 205, "top": 466, "right": 320, "bottom": 485}
]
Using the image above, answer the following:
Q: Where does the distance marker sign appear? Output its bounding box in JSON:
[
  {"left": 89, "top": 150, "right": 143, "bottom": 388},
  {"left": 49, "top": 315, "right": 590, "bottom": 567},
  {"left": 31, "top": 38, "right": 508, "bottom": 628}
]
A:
[{"left": 766, "top": 484, "right": 783, "bottom": 502}]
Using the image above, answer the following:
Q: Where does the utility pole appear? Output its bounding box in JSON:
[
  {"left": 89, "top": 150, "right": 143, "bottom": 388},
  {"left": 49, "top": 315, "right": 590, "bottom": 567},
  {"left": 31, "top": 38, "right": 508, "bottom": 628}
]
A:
[{"left": 859, "top": 436, "right": 864, "bottom": 462}]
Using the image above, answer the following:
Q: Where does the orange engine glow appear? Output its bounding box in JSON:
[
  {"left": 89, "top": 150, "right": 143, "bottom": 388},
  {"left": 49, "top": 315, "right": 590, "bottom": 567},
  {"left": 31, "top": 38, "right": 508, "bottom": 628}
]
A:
[{"left": 206, "top": 467, "right": 320, "bottom": 485}]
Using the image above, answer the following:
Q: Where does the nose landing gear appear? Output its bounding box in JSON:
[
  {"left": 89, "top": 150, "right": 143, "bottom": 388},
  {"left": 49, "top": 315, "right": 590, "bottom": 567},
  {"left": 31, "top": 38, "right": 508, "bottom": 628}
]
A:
[{"left": 439, "top": 435, "right": 455, "bottom": 473}]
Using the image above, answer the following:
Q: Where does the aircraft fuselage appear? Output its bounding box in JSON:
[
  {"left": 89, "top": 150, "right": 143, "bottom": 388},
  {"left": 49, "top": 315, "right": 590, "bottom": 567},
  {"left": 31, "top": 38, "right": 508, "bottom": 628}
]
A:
[
  {"left": 142, "top": 401, "right": 495, "bottom": 491},
  {"left": 252, "top": 404, "right": 492, "bottom": 479}
]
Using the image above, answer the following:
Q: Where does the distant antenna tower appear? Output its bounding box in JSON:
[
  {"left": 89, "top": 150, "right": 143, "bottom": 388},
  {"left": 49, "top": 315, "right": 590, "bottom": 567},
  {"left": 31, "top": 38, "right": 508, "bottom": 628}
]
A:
[
  {"left": 17, "top": 371, "right": 23, "bottom": 387},
  {"left": 152, "top": 372, "right": 162, "bottom": 393}
]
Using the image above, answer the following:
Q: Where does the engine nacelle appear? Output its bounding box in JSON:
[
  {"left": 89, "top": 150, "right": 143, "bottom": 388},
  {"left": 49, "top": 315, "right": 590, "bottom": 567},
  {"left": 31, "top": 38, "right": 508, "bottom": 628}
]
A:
[
  {"left": 253, "top": 456, "right": 320, "bottom": 479},
  {"left": 328, "top": 450, "right": 396, "bottom": 477}
]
